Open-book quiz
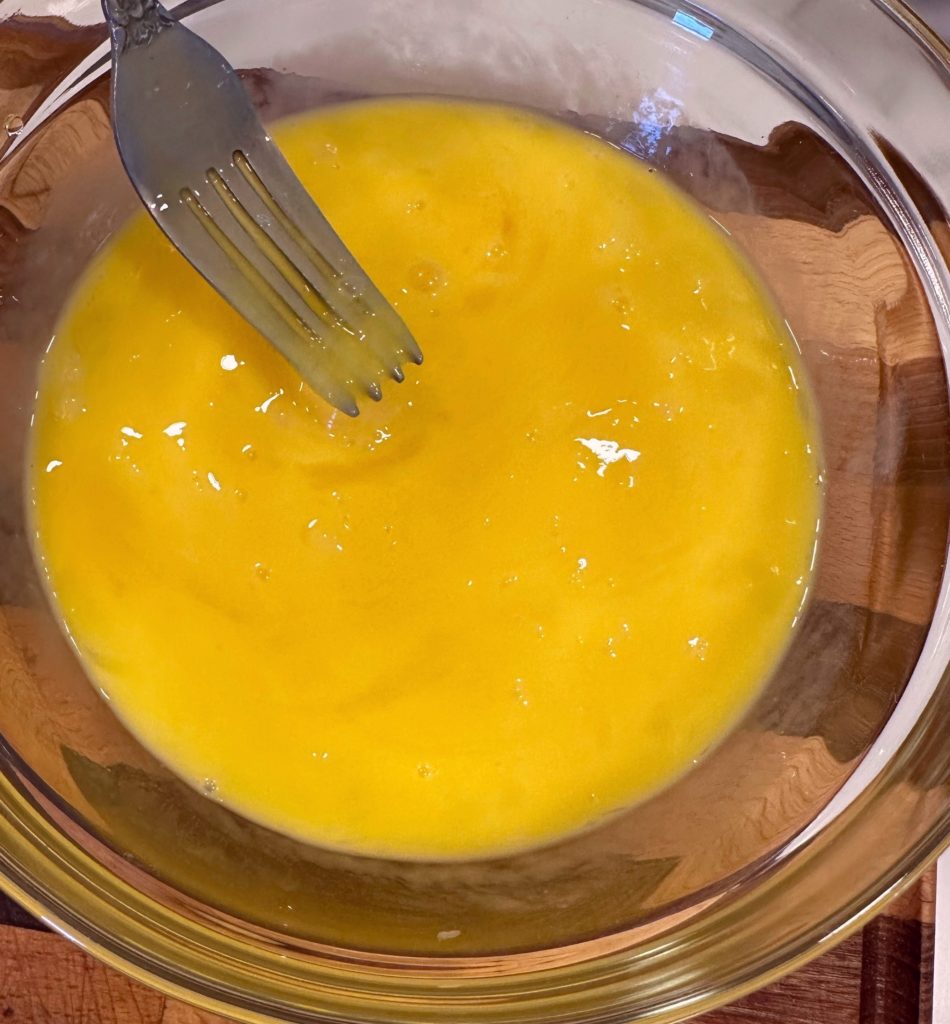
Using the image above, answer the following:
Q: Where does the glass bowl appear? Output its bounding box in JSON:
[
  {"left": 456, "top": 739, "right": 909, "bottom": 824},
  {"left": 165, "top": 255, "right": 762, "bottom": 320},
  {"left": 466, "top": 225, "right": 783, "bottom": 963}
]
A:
[{"left": 1, "top": 0, "right": 949, "bottom": 1020}]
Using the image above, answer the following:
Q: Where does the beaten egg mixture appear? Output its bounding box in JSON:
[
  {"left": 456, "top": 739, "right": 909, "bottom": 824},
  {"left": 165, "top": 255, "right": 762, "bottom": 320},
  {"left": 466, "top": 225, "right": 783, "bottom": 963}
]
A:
[{"left": 31, "top": 99, "right": 819, "bottom": 859}]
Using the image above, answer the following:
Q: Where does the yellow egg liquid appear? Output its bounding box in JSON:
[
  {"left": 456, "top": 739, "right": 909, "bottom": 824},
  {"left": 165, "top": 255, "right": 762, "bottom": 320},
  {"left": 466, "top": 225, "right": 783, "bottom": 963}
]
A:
[{"left": 31, "top": 99, "right": 819, "bottom": 860}]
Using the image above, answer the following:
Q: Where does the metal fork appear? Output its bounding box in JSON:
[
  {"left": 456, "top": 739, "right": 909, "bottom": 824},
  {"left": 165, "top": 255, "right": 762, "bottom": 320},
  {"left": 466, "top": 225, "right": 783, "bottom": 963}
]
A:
[{"left": 101, "top": 0, "right": 422, "bottom": 418}]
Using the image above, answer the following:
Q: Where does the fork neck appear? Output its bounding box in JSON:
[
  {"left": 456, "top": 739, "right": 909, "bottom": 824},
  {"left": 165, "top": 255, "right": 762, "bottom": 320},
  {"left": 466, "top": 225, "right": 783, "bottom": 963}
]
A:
[{"left": 101, "top": 0, "right": 175, "bottom": 51}]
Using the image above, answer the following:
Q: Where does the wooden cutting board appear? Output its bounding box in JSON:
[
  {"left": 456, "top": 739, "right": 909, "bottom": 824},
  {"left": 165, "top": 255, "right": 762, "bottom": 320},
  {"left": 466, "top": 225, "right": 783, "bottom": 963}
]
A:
[{"left": 0, "top": 867, "right": 937, "bottom": 1024}]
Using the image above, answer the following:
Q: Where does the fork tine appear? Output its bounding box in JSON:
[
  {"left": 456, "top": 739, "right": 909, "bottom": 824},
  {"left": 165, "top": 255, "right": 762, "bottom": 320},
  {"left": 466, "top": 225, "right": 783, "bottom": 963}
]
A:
[
  {"left": 178, "top": 189, "right": 361, "bottom": 417},
  {"left": 236, "top": 146, "right": 425, "bottom": 371},
  {"left": 207, "top": 167, "right": 339, "bottom": 326},
  {"left": 205, "top": 166, "right": 391, "bottom": 399}
]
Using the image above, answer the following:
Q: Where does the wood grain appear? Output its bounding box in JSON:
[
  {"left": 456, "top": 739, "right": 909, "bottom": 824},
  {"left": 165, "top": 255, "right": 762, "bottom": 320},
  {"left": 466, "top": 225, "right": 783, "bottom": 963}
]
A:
[{"left": 0, "top": 870, "right": 937, "bottom": 1024}]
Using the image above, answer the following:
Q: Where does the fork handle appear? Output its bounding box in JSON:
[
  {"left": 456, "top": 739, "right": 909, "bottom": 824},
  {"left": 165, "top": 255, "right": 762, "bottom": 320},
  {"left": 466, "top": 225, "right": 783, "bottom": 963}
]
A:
[{"left": 101, "top": 0, "right": 175, "bottom": 51}]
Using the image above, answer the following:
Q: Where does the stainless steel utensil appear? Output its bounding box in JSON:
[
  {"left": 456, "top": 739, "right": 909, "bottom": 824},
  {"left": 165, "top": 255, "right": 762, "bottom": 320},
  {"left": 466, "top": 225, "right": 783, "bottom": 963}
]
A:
[{"left": 101, "top": 0, "right": 422, "bottom": 417}]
